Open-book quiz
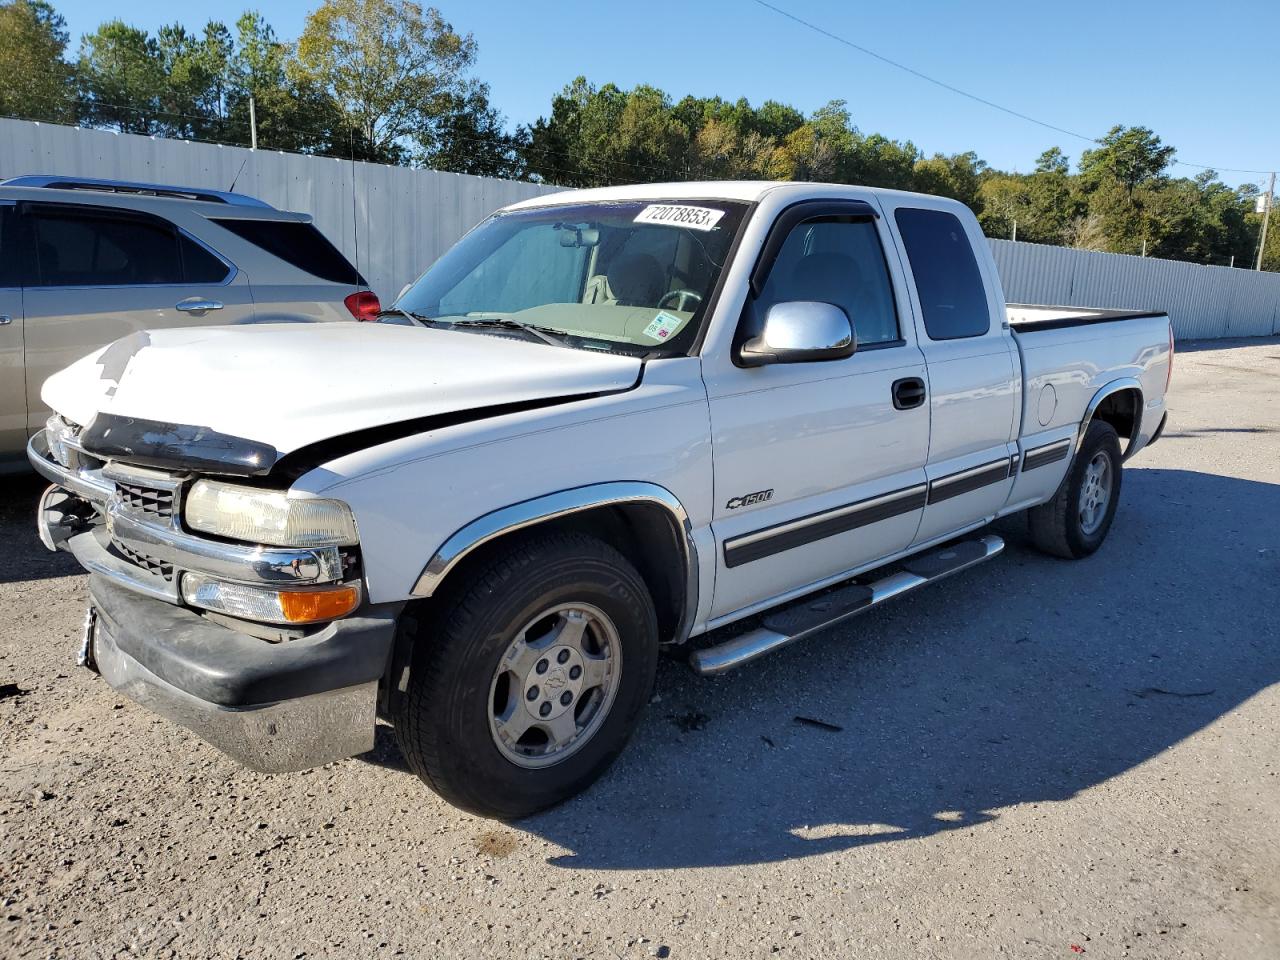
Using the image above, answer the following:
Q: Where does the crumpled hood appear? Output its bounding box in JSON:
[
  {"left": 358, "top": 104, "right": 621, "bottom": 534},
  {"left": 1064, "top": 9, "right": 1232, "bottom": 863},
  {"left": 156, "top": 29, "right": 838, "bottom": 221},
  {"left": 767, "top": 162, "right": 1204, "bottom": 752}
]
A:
[{"left": 42, "top": 323, "right": 642, "bottom": 459}]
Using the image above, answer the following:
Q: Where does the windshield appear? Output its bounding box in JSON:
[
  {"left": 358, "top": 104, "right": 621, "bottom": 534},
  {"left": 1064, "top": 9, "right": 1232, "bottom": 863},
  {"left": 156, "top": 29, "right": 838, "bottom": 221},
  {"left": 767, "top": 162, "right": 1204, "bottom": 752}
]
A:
[{"left": 395, "top": 199, "right": 750, "bottom": 356}]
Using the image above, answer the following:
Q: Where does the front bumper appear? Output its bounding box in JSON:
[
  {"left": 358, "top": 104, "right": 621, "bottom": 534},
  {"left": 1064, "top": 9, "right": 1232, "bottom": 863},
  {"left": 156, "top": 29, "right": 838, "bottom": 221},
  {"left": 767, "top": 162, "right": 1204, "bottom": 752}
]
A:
[
  {"left": 31, "top": 428, "right": 399, "bottom": 773},
  {"left": 88, "top": 573, "right": 397, "bottom": 772}
]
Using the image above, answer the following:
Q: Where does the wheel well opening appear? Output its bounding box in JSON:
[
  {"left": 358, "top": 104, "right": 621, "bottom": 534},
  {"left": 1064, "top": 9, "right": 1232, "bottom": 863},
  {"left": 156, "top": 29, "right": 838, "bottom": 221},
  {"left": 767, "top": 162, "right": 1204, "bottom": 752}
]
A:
[
  {"left": 1092, "top": 389, "right": 1140, "bottom": 440},
  {"left": 523, "top": 503, "right": 688, "bottom": 645},
  {"left": 385, "top": 503, "right": 689, "bottom": 712}
]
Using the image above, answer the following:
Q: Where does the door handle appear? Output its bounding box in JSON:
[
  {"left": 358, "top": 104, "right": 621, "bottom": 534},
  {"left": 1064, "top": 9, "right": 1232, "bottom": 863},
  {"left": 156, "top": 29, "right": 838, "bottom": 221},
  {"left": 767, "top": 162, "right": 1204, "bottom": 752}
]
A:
[
  {"left": 175, "top": 298, "right": 224, "bottom": 313},
  {"left": 892, "top": 377, "right": 927, "bottom": 410}
]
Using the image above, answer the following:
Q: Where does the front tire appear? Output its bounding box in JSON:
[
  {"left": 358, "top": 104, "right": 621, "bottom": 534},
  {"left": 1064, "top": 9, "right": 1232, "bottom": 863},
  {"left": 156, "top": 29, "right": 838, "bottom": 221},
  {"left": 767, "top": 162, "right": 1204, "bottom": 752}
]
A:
[
  {"left": 392, "top": 533, "right": 658, "bottom": 819},
  {"left": 1028, "top": 420, "right": 1123, "bottom": 559}
]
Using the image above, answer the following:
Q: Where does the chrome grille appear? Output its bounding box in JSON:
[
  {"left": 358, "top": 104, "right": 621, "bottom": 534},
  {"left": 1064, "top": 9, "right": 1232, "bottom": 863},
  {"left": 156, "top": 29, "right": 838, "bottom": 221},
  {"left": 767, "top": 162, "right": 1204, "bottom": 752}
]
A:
[
  {"left": 115, "top": 481, "right": 176, "bottom": 520},
  {"left": 112, "top": 539, "right": 175, "bottom": 582}
]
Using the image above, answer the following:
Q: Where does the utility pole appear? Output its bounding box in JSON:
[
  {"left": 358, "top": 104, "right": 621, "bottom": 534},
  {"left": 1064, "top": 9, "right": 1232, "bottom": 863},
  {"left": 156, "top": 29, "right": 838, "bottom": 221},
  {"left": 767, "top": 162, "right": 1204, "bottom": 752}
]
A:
[
  {"left": 1011, "top": 219, "right": 1017, "bottom": 242},
  {"left": 249, "top": 97, "right": 258, "bottom": 150},
  {"left": 1257, "top": 171, "right": 1275, "bottom": 271}
]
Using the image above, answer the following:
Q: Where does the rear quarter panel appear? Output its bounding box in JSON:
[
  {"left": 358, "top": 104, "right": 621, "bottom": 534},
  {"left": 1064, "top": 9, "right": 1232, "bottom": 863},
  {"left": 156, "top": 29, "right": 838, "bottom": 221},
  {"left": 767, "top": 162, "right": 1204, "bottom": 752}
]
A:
[{"left": 1003, "top": 315, "right": 1171, "bottom": 511}]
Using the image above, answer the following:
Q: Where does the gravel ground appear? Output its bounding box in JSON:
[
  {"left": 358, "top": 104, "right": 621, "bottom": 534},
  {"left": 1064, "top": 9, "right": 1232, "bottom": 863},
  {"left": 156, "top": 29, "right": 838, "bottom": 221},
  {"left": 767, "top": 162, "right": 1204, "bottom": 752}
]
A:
[{"left": 2, "top": 337, "right": 1278, "bottom": 960}]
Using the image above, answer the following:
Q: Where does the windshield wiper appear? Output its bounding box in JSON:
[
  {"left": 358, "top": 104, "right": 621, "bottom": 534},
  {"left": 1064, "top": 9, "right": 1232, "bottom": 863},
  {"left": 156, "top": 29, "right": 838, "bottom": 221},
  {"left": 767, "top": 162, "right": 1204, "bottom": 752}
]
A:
[
  {"left": 377, "top": 308, "right": 433, "bottom": 327},
  {"left": 448, "top": 317, "right": 572, "bottom": 347}
]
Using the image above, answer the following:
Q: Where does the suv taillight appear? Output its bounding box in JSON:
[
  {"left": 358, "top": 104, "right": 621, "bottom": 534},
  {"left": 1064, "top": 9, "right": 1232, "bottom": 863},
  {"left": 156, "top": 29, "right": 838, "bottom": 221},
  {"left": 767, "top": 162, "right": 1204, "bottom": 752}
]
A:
[
  {"left": 344, "top": 291, "right": 381, "bottom": 321},
  {"left": 1166, "top": 325, "right": 1175, "bottom": 392}
]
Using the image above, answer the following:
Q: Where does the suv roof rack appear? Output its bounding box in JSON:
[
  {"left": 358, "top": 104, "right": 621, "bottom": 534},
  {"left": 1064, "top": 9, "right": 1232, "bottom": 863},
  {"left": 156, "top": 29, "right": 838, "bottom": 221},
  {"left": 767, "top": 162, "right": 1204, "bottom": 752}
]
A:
[{"left": 0, "top": 175, "right": 274, "bottom": 209}]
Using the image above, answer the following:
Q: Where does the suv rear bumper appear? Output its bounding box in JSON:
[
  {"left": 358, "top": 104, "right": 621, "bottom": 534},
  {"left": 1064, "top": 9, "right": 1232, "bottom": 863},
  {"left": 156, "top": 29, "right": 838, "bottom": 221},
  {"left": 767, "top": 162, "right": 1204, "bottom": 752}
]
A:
[{"left": 86, "top": 573, "right": 399, "bottom": 772}]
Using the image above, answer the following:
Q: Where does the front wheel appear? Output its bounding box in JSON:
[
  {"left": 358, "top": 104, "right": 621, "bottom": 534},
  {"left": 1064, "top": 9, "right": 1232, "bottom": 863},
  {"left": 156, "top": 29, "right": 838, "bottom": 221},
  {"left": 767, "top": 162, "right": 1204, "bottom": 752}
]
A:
[
  {"left": 392, "top": 533, "right": 658, "bottom": 819},
  {"left": 1028, "top": 419, "right": 1123, "bottom": 559}
]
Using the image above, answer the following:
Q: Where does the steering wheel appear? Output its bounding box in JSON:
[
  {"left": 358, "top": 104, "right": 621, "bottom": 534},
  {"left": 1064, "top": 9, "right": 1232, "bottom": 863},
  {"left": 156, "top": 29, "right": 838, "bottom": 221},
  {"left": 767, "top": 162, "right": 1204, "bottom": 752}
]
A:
[{"left": 658, "top": 289, "right": 703, "bottom": 312}]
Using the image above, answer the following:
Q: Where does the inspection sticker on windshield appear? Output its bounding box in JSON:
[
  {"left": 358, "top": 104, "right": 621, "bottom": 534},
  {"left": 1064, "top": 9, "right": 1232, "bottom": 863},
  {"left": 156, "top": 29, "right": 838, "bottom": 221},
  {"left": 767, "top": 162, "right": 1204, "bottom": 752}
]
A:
[
  {"left": 634, "top": 204, "right": 725, "bottom": 232},
  {"left": 643, "top": 311, "right": 683, "bottom": 341}
]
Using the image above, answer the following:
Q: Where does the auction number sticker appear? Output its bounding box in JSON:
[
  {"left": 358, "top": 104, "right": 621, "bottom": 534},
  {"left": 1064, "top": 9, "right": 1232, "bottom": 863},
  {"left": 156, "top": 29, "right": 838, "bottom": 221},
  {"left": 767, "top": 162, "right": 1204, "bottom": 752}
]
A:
[{"left": 634, "top": 204, "right": 725, "bottom": 232}]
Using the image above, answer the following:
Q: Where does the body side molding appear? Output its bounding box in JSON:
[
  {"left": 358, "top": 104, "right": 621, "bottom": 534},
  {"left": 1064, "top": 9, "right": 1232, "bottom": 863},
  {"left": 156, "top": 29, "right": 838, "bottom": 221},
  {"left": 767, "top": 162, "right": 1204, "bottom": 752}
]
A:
[{"left": 410, "top": 482, "right": 699, "bottom": 643}]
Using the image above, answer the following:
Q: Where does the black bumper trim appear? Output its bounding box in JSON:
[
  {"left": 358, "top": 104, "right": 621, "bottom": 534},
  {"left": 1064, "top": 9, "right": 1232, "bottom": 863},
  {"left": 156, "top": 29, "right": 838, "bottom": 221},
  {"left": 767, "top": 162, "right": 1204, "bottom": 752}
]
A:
[{"left": 88, "top": 574, "right": 401, "bottom": 708}]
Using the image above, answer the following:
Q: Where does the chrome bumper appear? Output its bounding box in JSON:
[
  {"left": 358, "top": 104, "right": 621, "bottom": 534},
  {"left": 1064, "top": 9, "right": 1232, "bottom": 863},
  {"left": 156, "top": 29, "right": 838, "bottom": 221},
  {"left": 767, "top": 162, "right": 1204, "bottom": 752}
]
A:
[{"left": 29, "top": 432, "right": 345, "bottom": 602}]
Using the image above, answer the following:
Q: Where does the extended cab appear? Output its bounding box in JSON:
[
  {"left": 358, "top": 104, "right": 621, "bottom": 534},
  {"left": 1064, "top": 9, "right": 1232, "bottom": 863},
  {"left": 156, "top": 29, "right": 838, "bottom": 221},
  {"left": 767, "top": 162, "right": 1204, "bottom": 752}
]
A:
[{"left": 29, "top": 182, "right": 1173, "bottom": 818}]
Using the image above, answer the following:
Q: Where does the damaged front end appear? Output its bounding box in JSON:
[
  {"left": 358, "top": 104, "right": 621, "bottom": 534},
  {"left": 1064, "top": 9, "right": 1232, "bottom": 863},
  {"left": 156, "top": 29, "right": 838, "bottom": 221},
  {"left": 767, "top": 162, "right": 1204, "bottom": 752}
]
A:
[{"left": 28, "top": 417, "right": 398, "bottom": 773}]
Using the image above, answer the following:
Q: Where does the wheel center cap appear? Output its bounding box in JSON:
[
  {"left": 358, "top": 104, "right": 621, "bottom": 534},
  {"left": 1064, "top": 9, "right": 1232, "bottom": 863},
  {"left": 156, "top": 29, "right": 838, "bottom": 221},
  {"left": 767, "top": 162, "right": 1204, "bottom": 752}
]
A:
[{"left": 522, "top": 645, "right": 585, "bottom": 721}]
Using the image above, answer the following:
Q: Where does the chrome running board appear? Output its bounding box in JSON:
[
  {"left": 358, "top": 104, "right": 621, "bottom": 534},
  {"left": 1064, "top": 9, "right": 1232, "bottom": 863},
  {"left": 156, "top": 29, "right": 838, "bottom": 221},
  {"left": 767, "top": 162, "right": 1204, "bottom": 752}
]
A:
[{"left": 689, "top": 534, "right": 1005, "bottom": 676}]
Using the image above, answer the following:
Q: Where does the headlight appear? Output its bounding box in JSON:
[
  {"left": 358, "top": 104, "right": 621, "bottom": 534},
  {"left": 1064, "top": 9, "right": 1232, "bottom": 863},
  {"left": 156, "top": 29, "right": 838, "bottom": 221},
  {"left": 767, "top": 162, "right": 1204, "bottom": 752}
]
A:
[
  {"left": 45, "top": 414, "right": 79, "bottom": 469},
  {"left": 184, "top": 480, "right": 358, "bottom": 547}
]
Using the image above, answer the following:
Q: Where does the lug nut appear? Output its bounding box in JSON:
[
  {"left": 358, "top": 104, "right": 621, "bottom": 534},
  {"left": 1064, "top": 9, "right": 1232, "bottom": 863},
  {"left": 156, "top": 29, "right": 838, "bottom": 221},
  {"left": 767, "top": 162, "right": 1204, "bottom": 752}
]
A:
[
  {"left": 536, "top": 659, "right": 548, "bottom": 674},
  {"left": 526, "top": 686, "right": 539, "bottom": 701},
  {"left": 539, "top": 702, "right": 552, "bottom": 717},
  {"left": 569, "top": 665, "right": 582, "bottom": 680},
  {"left": 560, "top": 691, "right": 573, "bottom": 706},
  {"left": 557, "top": 649, "right": 571, "bottom": 664}
]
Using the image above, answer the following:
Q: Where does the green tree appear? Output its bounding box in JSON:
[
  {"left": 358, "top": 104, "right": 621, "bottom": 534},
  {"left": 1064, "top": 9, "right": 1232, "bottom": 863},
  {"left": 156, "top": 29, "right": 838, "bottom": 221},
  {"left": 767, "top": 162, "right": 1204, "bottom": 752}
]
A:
[
  {"left": 1079, "top": 125, "right": 1175, "bottom": 196},
  {"left": 418, "top": 81, "right": 526, "bottom": 178},
  {"left": 913, "top": 150, "right": 987, "bottom": 208},
  {"left": 0, "top": 0, "right": 74, "bottom": 123},
  {"left": 225, "top": 11, "right": 342, "bottom": 153},
  {"left": 77, "top": 21, "right": 166, "bottom": 134},
  {"left": 978, "top": 148, "right": 1076, "bottom": 244},
  {"left": 156, "top": 21, "right": 235, "bottom": 139},
  {"left": 293, "top": 0, "right": 477, "bottom": 163}
]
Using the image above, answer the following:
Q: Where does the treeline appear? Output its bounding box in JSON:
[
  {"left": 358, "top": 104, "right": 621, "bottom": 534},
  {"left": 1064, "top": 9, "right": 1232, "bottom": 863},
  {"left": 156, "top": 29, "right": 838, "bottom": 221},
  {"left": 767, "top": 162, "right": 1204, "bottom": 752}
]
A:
[{"left": 1, "top": 0, "right": 1275, "bottom": 269}]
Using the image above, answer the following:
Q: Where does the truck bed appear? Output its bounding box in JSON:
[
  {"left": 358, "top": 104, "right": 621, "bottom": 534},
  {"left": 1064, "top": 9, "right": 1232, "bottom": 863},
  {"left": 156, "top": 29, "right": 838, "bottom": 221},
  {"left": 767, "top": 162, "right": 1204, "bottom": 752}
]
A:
[
  {"left": 1005, "top": 303, "right": 1172, "bottom": 465},
  {"left": 1007, "top": 303, "right": 1166, "bottom": 333}
]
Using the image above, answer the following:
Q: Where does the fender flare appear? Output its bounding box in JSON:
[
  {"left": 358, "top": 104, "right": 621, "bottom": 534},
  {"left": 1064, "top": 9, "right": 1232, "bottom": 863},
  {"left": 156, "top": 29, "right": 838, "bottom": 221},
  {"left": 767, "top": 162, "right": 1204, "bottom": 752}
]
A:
[
  {"left": 409, "top": 481, "right": 699, "bottom": 644},
  {"left": 1078, "top": 377, "right": 1145, "bottom": 459}
]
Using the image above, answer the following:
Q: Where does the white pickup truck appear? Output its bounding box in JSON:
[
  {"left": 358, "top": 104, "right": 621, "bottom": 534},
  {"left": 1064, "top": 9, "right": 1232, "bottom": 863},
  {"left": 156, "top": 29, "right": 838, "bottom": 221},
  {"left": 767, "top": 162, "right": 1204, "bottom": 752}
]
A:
[{"left": 30, "top": 181, "right": 1173, "bottom": 819}]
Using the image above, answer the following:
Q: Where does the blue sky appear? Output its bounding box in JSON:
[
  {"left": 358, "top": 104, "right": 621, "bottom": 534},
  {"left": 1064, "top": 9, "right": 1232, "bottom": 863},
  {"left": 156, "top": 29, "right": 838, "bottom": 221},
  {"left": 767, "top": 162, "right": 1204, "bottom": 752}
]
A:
[{"left": 51, "top": 0, "right": 1277, "bottom": 188}]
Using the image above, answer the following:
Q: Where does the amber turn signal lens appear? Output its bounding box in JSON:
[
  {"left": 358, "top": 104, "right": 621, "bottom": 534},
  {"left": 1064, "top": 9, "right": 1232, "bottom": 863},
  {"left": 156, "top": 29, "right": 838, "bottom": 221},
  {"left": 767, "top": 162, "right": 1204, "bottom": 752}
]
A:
[{"left": 279, "top": 585, "right": 361, "bottom": 624}]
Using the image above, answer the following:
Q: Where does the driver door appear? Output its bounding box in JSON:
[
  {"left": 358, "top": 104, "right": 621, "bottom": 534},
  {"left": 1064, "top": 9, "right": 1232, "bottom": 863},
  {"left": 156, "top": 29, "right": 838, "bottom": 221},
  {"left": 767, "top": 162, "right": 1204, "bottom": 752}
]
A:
[{"left": 704, "top": 200, "right": 930, "bottom": 621}]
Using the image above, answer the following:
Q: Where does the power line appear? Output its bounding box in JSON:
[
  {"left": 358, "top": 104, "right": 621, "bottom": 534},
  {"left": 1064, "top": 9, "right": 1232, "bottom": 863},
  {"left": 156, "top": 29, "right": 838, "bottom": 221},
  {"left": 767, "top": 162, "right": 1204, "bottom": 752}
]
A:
[{"left": 750, "top": 0, "right": 1274, "bottom": 177}]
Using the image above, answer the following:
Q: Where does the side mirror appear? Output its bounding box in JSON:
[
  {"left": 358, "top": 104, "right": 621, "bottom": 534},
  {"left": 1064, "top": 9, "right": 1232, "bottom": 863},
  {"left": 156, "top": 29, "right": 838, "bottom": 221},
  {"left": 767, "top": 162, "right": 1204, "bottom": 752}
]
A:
[{"left": 739, "top": 301, "right": 856, "bottom": 367}]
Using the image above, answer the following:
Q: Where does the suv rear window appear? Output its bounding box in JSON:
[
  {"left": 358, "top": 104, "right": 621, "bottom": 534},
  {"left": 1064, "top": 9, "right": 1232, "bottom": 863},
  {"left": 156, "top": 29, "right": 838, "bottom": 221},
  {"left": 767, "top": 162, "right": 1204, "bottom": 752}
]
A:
[
  {"left": 894, "top": 208, "right": 991, "bottom": 340},
  {"left": 30, "top": 206, "right": 231, "bottom": 287},
  {"left": 212, "top": 218, "right": 365, "bottom": 285}
]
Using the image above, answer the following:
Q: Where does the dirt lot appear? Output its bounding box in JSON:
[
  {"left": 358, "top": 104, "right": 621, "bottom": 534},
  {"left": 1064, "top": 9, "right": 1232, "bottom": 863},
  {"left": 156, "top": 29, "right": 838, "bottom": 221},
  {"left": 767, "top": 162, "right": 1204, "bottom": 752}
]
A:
[{"left": 2, "top": 337, "right": 1278, "bottom": 960}]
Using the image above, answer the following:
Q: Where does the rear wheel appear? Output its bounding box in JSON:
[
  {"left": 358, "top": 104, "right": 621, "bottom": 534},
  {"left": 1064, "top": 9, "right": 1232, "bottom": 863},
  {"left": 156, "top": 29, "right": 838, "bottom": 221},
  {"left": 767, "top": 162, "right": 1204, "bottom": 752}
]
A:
[
  {"left": 393, "top": 533, "right": 658, "bottom": 819},
  {"left": 1028, "top": 420, "right": 1123, "bottom": 559}
]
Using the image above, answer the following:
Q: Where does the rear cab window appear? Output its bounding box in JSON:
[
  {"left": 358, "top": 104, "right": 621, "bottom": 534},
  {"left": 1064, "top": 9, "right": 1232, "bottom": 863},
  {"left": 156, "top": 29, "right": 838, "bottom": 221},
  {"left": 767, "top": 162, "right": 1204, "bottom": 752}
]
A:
[
  {"left": 211, "top": 218, "right": 365, "bottom": 286},
  {"left": 893, "top": 208, "right": 991, "bottom": 340}
]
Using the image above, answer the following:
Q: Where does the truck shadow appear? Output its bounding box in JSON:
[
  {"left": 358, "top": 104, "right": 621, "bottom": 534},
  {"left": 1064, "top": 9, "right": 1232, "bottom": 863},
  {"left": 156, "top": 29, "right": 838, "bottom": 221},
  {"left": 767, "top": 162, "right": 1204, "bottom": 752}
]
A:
[
  {"left": 0, "top": 474, "right": 83, "bottom": 584},
  {"left": 504, "top": 467, "right": 1279, "bottom": 870},
  {"left": 1175, "top": 334, "right": 1280, "bottom": 354}
]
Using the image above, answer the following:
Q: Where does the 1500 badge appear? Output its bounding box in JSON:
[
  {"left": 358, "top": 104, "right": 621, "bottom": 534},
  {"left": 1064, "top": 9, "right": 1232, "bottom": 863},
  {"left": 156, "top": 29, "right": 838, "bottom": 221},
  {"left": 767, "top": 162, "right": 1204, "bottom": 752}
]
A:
[{"left": 726, "top": 489, "right": 774, "bottom": 510}]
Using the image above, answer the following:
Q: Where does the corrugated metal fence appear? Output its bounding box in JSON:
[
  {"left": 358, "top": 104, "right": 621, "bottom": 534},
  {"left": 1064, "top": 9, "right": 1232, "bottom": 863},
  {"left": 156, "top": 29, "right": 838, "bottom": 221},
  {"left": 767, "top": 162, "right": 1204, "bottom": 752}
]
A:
[
  {"left": 2, "top": 119, "right": 1277, "bottom": 339},
  {"left": 0, "top": 119, "right": 558, "bottom": 303},
  {"left": 989, "top": 238, "right": 1280, "bottom": 339}
]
